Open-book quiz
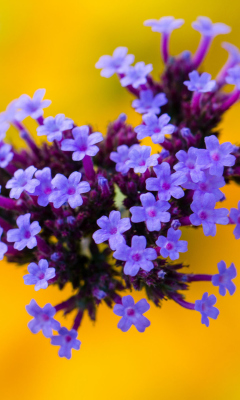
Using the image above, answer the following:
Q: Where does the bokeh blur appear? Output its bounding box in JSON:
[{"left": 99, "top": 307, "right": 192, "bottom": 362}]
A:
[{"left": 0, "top": 1, "right": 240, "bottom": 399}]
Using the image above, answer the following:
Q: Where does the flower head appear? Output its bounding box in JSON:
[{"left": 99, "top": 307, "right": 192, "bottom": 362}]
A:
[
  {"left": 132, "top": 90, "right": 167, "bottom": 115},
  {"left": 0, "top": 226, "right": 7, "bottom": 260},
  {"left": 6, "top": 166, "right": 40, "bottom": 199},
  {"left": 26, "top": 299, "right": 60, "bottom": 338},
  {"left": 194, "top": 292, "right": 219, "bottom": 327},
  {"left": 49, "top": 171, "right": 90, "bottom": 208},
  {"left": 212, "top": 261, "right": 237, "bottom": 296},
  {"left": 113, "top": 235, "right": 157, "bottom": 276},
  {"left": 192, "top": 17, "right": 231, "bottom": 37},
  {"left": 156, "top": 227, "right": 188, "bottom": 260},
  {"left": 95, "top": 47, "right": 134, "bottom": 78},
  {"left": 144, "top": 16, "right": 184, "bottom": 34},
  {"left": 126, "top": 145, "right": 159, "bottom": 173},
  {"left": 110, "top": 145, "right": 130, "bottom": 174},
  {"left": 51, "top": 327, "right": 81, "bottom": 359},
  {"left": 130, "top": 192, "right": 170, "bottom": 231},
  {"left": 7, "top": 213, "right": 41, "bottom": 250},
  {"left": 113, "top": 295, "right": 150, "bottom": 332},
  {"left": 120, "top": 62, "right": 153, "bottom": 89},
  {"left": 61, "top": 125, "right": 103, "bottom": 161},
  {"left": 135, "top": 113, "right": 175, "bottom": 144},
  {"left": 93, "top": 210, "right": 131, "bottom": 250},
  {"left": 23, "top": 259, "right": 56, "bottom": 291},
  {"left": 184, "top": 71, "right": 216, "bottom": 93},
  {"left": 37, "top": 114, "right": 74, "bottom": 142},
  {"left": 16, "top": 89, "right": 51, "bottom": 121}
]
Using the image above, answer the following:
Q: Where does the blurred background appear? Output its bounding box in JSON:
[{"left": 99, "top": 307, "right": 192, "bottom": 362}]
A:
[{"left": 0, "top": 1, "right": 240, "bottom": 399}]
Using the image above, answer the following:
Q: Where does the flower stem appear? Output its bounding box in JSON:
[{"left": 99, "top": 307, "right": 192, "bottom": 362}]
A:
[{"left": 192, "top": 36, "right": 212, "bottom": 68}]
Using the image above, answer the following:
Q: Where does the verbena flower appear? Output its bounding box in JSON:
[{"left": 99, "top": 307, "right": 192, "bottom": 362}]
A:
[
  {"left": 184, "top": 71, "right": 216, "bottom": 92},
  {"left": 194, "top": 292, "right": 219, "bottom": 327},
  {"left": 95, "top": 47, "right": 134, "bottom": 77},
  {"left": 37, "top": 114, "right": 74, "bottom": 142},
  {"left": 132, "top": 90, "right": 167, "bottom": 114},
  {"left": 126, "top": 144, "right": 159, "bottom": 173},
  {"left": 192, "top": 17, "right": 231, "bottom": 37},
  {"left": 33, "top": 167, "right": 53, "bottom": 207},
  {"left": 23, "top": 259, "right": 55, "bottom": 291},
  {"left": 229, "top": 202, "right": 240, "bottom": 239},
  {"left": 7, "top": 214, "right": 41, "bottom": 250},
  {"left": 26, "top": 299, "right": 60, "bottom": 338},
  {"left": 144, "top": 16, "right": 184, "bottom": 33},
  {"left": 135, "top": 113, "right": 175, "bottom": 144},
  {"left": 212, "top": 261, "right": 237, "bottom": 296},
  {"left": 225, "top": 65, "right": 240, "bottom": 89},
  {"left": 113, "top": 295, "right": 150, "bottom": 332},
  {"left": 16, "top": 89, "right": 51, "bottom": 121},
  {"left": 0, "top": 143, "right": 13, "bottom": 168},
  {"left": 156, "top": 227, "right": 188, "bottom": 260},
  {"left": 110, "top": 145, "right": 130, "bottom": 174},
  {"left": 120, "top": 62, "right": 153, "bottom": 88},
  {"left": 51, "top": 327, "right": 81, "bottom": 359},
  {"left": 6, "top": 166, "right": 40, "bottom": 199},
  {"left": 174, "top": 147, "right": 205, "bottom": 183}
]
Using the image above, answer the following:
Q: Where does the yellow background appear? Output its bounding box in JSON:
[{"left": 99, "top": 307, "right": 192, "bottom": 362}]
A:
[{"left": 0, "top": 1, "right": 240, "bottom": 399}]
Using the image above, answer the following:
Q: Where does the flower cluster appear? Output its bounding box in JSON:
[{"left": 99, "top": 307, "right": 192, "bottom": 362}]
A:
[{"left": 0, "top": 15, "right": 239, "bottom": 359}]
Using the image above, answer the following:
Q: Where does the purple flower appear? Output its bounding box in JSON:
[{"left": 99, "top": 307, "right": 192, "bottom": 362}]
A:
[
  {"left": 95, "top": 47, "right": 134, "bottom": 78},
  {"left": 0, "top": 226, "right": 7, "bottom": 260},
  {"left": 120, "top": 62, "right": 153, "bottom": 89},
  {"left": 132, "top": 90, "right": 168, "bottom": 114},
  {"left": 212, "top": 261, "right": 237, "bottom": 296},
  {"left": 184, "top": 71, "right": 216, "bottom": 93},
  {"left": 23, "top": 259, "right": 56, "bottom": 291},
  {"left": 93, "top": 288, "right": 107, "bottom": 300},
  {"left": 189, "top": 193, "right": 229, "bottom": 236},
  {"left": 110, "top": 145, "right": 130, "bottom": 174},
  {"left": 156, "top": 227, "right": 188, "bottom": 261},
  {"left": 7, "top": 213, "right": 41, "bottom": 250},
  {"left": 51, "top": 327, "right": 81, "bottom": 359},
  {"left": 144, "top": 16, "right": 184, "bottom": 33},
  {"left": 49, "top": 171, "right": 90, "bottom": 209},
  {"left": 0, "top": 100, "right": 19, "bottom": 124},
  {"left": 113, "top": 235, "right": 157, "bottom": 276},
  {"left": 26, "top": 299, "right": 60, "bottom": 338},
  {"left": 61, "top": 125, "right": 103, "bottom": 161},
  {"left": 226, "top": 66, "right": 240, "bottom": 90},
  {"left": 6, "top": 166, "right": 40, "bottom": 199},
  {"left": 196, "top": 136, "right": 236, "bottom": 176},
  {"left": 0, "top": 122, "right": 10, "bottom": 141},
  {"left": 192, "top": 17, "right": 231, "bottom": 37},
  {"left": 126, "top": 145, "right": 159, "bottom": 173},
  {"left": 194, "top": 292, "right": 219, "bottom": 327},
  {"left": 37, "top": 114, "right": 74, "bottom": 142},
  {"left": 93, "top": 210, "right": 131, "bottom": 250},
  {"left": 16, "top": 89, "right": 51, "bottom": 121},
  {"left": 130, "top": 192, "right": 170, "bottom": 231},
  {"left": 33, "top": 167, "right": 53, "bottom": 207},
  {"left": 158, "top": 270, "right": 166, "bottom": 279},
  {"left": 182, "top": 170, "right": 225, "bottom": 201},
  {"left": 135, "top": 113, "right": 175, "bottom": 144},
  {"left": 0, "top": 143, "right": 13, "bottom": 168},
  {"left": 174, "top": 147, "right": 205, "bottom": 183},
  {"left": 146, "top": 162, "right": 186, "bottom": 201},
  {"left": 230, "top": 201, "right": 240, "bottom": 239},
  {"left": 113, "top": 295, "right": 150, "bottom": 332},
  {"left": 222, "top": 42, "right": 240, "bottom": 65}
]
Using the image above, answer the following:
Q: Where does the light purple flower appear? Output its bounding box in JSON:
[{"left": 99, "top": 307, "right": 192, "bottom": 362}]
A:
[
  {"left": 0, "top": 100, "right": 19, "bottom": 124},
  {"left": 192, "top": 17, "right": 231, "bottom": 37},
  {"left": 113, "top": 235, "right": 157, "bottom": 276},
  {"left": 222, "top": 42, "right": 240, "bottom": 65},
  {"left": 113, "top": 295, "right": 150, "bottom": 332},
  {"left": 156, "top": 227, "right": 188, "bottom": 261},
  {"left": 230, "top": 201, "right": 240, "bottom": 239},
  {"left": 95, "top": 47, "right": 134, "bottom": 78},
  {"left": 93, "top": 210, "right": 131, "bottom": 250},
  {"left": 174, "top": 147, "right": 205, "bottom": 183},
  {"left": 0, "top": 122, "right": 10, "bottom": 141},
  {"left": 49, "top": 171, "right": 90, "bottom": 209},
  {"left": 61, "top": 125, "right": 103, "bottom": 161},
  {"left": 182, "top": 170, "right": 225, "bottom": 201},
  {"left": 93, "top": 288, "right": 107, "bottom": 300},
  {"left": 51, "top": 327, "right": 81, "bottom": 359},
  {"left": 132, "top": 90, "right": 168, "bottom": 114},
  {"left": 144, "top": 16, "right": 184, "bottom": 33},
  {"left": 120, "top": 62, "right": 153, "bottom": 89},
  {"left": 146, "top": 162, "right": 186, "bottom": 201},
  {"left": 196, "top": 136, "right": 236, "bottom": 176},
  {"left": 37, "top": 114, "right": 74, "bottom": 142},
  {"left": 6, "top": 166, "right": 40, "bottom": 199},
  {"left": 226, "top": 65, "right": 240, "bottom": 90},
  {"left": 33, "top": 167, "right": 53, "bottom": 207},
  {"left": 0, "top": 226, "right": 7, "bottom": 260},
  {"left": 26, "top": 299, "right": 60, "bottom": 338},
  {"left": 23, "top": 259, "right": 56, "bottom": 291},
  {"left": 126, "top": 145, "right": 159, "bottom": 173},
  {"left": 130, "top": 192, "right": 170, "bottom": 231},
  {"left": 189, "top": 193, "right": 229, "bottom": 236},
  {"left": 158, "top": 270, "right": 166, "bottom": 279},
  {"left": 7, "top": 213, "right": 41, "bottom": 250},
  {"left": 135, "top": 113, "right": 175, "bottom": 144},
  {"left": 184, "top": 71, "right": 216, "bottom": 93},
  {"left": 194, "top": 292, "right": 219, "bottom": 327},
  {"left": 0, "top": 143, "right": 13, "bottom": 168},
  {"left": 212, "top": 261, "right": 237, "bottom": 296},
  {"left": 16, "top": 89, "right": 51, "bottom": 121},
  {"left": 110, "top": 145, "right": 130, "bottom": 174}
]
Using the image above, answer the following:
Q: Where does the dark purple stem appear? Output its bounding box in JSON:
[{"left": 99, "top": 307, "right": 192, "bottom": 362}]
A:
[
  {"left": 171, "top": 293, "right": 195, "bottom": 310},
  {"left": 192, "top": 36, "right": 212, "bottom": 68},
  {"left": 161, "top": 33, "right": 169, "bottom": 64},
  {"left": 36, "top": 236, "right": 51, "bottom": 255},
  {"left": 72, "top": 310, "right": 84, "bottom": 331},
  {"left": 187, "top": 274, "right": 212, "bottom": 282},
  {"left": 36, "top": 116, "right": 44, "bottom": 125},
  {"left": 0, "top": 217, "right": 13, "bottom": 231},
  {"left": 83, "top": 155, "right": 95, "bottom": 181},
  {"left": 221, "top": 89, "right": 240, "bottom": 112},
  {"left": 54, "top": 296, "right": 76, "bottom": 312},
  {"left": 0, "top": 196, "right": 17, "bottom": 210},
  {"left": 191, "top": 92, "right": 201, "bottom": 110},
  {"left": 13, "top": 120, "right": 39, "bottom": 156}
]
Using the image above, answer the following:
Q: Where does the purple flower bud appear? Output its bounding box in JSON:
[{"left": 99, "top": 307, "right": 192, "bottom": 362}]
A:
[
  {"left": 212, "top": 261, "right": 237, "bottom": 296},
  {"left": 144, "top": 16, "right": 184, "bottom": 34},
  {"left": 95, "top": 47, "right": 134, "bottom": 78},
  {"left": 132, "top": 90, "right": 168, "bottom": 115},
  {"left": 37, "top": 114, "right": 74, "bottom": 142},
  {"left": 26, "top": 299, "right": 60, "bottom": 338},
  {"left": 156, "top": 227, "right": 188, "bottom": 260},
  {"left": 23, "top": 259, "right": 55, "bottom": 291},
  {"left": 51, "top": 327, "right": 81, "bottom": 359},
  {"left": 184, "top": 71, "right": 216, "bottom": 93},
  {"left": 135, "top": 113, "right": 175, "bottom": 144},
  {"left": 16, "top": 89, "right": 51, "bottom": 121},
  {"left": 194, "top": 292, "right": 219, "bottom": 327},
  {"left": 113, "top": 295, "right": 150, "bottom": 332},
  {"left": 120, "top": 62, "right": 153, "bottom": 89},
  {"left": 158, "top": 270, "right": 166, "bottom": 279},
  {"left": 7, "top": 213, "right": 41, "bottom": 250},
  {"left": 6, "top": 166, "right": 40, "bottom": 199}
]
